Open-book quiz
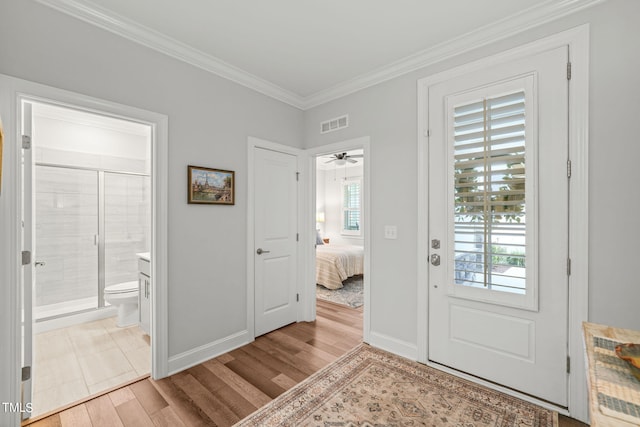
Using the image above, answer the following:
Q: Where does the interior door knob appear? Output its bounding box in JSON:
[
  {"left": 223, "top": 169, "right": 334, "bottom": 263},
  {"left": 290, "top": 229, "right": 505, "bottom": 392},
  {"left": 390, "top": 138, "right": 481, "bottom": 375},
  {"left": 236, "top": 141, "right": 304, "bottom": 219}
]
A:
[{"left": 256, "top": 248, "right": 270, "bottom": 255}]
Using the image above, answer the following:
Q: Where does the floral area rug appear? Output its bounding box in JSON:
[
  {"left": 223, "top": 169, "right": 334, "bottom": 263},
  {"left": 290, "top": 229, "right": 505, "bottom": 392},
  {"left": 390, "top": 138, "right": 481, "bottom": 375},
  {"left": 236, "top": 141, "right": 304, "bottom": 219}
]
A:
[
  {"left": 235, "top": 343, "right": 557, "bottom": 427},
  {"left": 316, "top": 275, "right": 363, "bottom": 308}
]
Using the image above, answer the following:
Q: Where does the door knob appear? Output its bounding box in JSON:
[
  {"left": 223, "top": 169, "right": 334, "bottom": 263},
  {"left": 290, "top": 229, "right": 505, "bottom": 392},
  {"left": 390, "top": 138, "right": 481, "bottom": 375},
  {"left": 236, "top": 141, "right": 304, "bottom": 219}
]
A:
[
  {"left": 35, "top": 261, "right": 46, "bottom": 267},
  {"left": 256, "top": 248, "right": 270, "bottom": 255},
  {"left": 430, "top": 254, "right": 440, "bottom": 266}
]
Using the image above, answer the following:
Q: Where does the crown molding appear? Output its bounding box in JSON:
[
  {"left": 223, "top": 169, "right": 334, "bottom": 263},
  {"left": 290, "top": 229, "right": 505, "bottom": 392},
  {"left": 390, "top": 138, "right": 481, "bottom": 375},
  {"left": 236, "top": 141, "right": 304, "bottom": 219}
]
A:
[
  {"left": 301, "top": 0, "right": 606, "bottom": 109},
  {"left": 35, "top": 0, "right": 306, "bottom": 109},
  {"left": 36, "top": 0, "right": 605, "bottom": 111}
]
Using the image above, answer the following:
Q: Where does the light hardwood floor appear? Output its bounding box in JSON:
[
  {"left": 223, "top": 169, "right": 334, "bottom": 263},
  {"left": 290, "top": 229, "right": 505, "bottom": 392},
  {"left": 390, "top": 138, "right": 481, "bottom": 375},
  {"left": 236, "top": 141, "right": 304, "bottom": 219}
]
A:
[{"left": 26, "top": 300, "right": 586, "bottom": 426}]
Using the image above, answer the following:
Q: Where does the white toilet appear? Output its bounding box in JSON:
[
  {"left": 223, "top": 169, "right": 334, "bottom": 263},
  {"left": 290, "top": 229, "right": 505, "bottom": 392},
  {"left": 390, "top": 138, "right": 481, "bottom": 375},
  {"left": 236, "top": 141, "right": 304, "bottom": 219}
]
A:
[{"left": 104, "top": 281, "right": 139, "bottom": 327}]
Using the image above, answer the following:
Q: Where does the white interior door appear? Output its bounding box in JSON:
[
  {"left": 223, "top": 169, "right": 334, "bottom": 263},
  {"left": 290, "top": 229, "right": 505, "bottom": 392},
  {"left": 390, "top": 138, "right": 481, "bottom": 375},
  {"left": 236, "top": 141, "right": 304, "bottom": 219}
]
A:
[
  {"left": 21, "top": 101, "right": 34, "bottom": 419},
  {"left": 428, "top": 46, "right": 569, "bottom": 406},
  {"left": 254, "top": 147, "right": 298, "bottom": 336}
]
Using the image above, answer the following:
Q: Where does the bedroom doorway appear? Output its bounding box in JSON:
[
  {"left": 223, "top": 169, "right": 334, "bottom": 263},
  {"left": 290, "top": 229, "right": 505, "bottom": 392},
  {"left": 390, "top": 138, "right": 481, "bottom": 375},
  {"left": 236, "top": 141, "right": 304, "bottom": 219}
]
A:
[{"left": 309, "top": 137, "right": 370, "bottom": 341}]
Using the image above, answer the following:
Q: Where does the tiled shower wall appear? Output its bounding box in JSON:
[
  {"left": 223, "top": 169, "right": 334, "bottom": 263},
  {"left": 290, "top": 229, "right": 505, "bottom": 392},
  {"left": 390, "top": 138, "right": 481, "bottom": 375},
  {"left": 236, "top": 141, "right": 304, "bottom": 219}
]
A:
[{"left": 35, "top": 147, "right": 149, "bottom": 311}]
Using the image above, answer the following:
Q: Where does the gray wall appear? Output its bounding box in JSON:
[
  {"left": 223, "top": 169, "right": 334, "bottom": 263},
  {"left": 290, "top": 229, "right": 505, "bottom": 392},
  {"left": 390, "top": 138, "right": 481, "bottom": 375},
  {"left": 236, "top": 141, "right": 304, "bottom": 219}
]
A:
[
  {"left": 0, "top": 0, "right": 304, "bottom": 361},
  {"left": 303, "top": 0, "right": 640, "bottom": 343}
]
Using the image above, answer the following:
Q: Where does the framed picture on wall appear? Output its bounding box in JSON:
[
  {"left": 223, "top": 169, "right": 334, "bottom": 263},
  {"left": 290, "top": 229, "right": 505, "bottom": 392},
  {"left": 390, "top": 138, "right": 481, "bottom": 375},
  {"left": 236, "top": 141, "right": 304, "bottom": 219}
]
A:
[{"left": 187, "top": 165, "right": 235, "bottom": 205}]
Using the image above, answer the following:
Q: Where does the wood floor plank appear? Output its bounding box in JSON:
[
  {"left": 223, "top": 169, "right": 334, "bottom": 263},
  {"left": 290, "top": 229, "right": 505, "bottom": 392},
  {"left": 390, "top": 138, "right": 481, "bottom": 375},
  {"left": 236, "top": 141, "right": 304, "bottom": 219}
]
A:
[
  {"left": 151, "top": 377, "right": 216, "bottom": 427},
  {"left": 252, "top": 336, "right": 317, "bottom": 376},
  {"left": 241, "top": 339, "right": 309, "bottom": 381},
  {"left": 215, "top": 353, "right": 234, "bottom": 364},
  {"left": 200, "top": 358, "right": 271, "bottom": 408},
  {"left": 28, "top": 414, "right": 62, "bottom": 427},
  {"left": 114, "top": 399, "right": 155, "bottom": 427},
  {"left": 58, "top": 405, "right": 91, "bottom": 427},
  {"left": 223, "top": 358, "right": 286, "bottom": 399},
  {"left": 269, "top": 330, "right": 336, "bottom": 368},
  {"left": 227, "top": 347, "right": 281, "bottom": 379},
  {"left": 186, "top": 364, "right": 256, "bottom": 418},
  {"left": 149, "top": 406, "right": 188, "bottom": 427},
  {"left": 108, "top": 387, "right": 136, "bottom": 407},
  {"left": 169, "top": 372, "right": 240, "bottom": 426},
  {"left": 306, "top": 336, "right": 353, "bottom": 357},
  {"left": 272, "top": 373, "right": 298, "bottom": 389},
  {"left": 84, "top": 395, "right": 125, "bottom": 427},
  {"left": 128, "top": 379, "right": 168, "bottom": 417}
]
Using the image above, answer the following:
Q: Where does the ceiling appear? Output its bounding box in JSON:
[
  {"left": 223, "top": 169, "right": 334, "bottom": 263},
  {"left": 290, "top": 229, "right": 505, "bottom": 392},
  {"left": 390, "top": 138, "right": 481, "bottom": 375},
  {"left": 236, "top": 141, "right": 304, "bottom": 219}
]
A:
[{"left": 36, "top": 0, "right": 603, "bottom": 109}]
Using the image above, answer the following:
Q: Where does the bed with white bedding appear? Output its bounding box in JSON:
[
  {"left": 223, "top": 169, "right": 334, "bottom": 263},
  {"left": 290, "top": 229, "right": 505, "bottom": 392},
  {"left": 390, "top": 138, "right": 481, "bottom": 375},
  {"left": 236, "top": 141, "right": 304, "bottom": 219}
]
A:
[{"left": 316, "top": 244, "right": 364, "bottom": 290}]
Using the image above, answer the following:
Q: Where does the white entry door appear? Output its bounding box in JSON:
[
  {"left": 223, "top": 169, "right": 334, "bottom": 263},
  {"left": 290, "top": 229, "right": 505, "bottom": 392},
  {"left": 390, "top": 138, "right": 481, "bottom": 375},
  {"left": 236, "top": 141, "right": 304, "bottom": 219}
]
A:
[
  {"left": 428, "top": 46, "right": 569, "bottom": 406},
  {"left": 254, "top": 147, "right": 298, "bottom": 336}
]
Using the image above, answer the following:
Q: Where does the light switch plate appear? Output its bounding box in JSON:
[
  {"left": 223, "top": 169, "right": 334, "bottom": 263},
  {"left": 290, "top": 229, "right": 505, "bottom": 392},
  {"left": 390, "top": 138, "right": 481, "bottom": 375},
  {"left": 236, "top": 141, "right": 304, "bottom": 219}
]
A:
[{"left": 384, "top": 225, "right": 397, "bottom": 239}]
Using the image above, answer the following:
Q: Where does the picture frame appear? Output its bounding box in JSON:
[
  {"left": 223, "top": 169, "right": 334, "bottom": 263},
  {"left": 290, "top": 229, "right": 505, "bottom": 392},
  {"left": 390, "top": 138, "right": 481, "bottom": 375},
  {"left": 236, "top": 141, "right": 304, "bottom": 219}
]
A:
[{"left": 187, "top": 165, "right": 235, "bottom": 205}]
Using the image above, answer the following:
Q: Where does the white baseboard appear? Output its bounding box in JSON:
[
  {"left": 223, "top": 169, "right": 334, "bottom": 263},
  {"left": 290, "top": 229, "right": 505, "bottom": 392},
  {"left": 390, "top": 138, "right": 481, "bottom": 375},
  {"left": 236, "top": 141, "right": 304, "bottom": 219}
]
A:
[
  {"left": 167, "top": 329, "right": 253, "bottom": 375},
  {"left": 368, "top": 332, "right": 418, "bottom": 360}
]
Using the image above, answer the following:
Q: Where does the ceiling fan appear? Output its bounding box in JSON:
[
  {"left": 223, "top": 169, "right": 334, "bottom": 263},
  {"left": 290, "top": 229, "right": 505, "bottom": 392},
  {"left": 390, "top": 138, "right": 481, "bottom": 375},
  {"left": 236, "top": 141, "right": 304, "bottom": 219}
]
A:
[{"left": 324, "top": 152, "right": 363, "bottom": 165}]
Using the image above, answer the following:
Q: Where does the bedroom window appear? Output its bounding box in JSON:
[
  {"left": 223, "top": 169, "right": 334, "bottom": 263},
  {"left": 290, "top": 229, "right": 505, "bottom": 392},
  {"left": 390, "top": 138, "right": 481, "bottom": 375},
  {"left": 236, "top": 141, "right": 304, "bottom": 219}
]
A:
[{"left": 341, "top": 179, "right": 361, "bottom": 236}]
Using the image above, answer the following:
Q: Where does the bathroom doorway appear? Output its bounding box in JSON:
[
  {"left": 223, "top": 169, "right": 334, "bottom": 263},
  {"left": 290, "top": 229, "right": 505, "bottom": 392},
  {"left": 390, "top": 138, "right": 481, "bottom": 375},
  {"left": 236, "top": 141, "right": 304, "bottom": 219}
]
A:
[{"left": 24, "top": 101, "right": 152, "bottom": 418}]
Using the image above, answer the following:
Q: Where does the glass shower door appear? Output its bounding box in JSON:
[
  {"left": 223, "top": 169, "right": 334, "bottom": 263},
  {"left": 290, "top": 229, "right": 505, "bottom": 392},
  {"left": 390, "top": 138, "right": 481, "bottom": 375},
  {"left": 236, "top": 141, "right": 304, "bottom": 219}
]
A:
[{"left": 34, "top": 166, "right": 99, "bottom": 320}]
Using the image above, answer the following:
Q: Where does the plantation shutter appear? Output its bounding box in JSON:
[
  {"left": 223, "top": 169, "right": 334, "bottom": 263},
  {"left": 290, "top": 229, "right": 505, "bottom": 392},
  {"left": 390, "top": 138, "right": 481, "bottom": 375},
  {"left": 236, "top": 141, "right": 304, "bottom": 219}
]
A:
[
  {"left": 342, "top": 180, "right": 361, "bottom": 234},
  {"left": 453, "top": 91, "right": 526, "bottom": 293}
]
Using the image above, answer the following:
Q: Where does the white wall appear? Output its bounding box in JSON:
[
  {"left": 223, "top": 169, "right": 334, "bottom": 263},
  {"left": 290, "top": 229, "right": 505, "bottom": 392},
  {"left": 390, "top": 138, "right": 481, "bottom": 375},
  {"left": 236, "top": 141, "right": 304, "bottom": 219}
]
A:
[
  {"left": 303, "top": 0, "right": 640, "bottom": 353},
  {"left": 0, "top": 0, "right": 303, "bottom": 414},
  {"left": 317, "top": 164, "right": 364, "bottom": 246}
]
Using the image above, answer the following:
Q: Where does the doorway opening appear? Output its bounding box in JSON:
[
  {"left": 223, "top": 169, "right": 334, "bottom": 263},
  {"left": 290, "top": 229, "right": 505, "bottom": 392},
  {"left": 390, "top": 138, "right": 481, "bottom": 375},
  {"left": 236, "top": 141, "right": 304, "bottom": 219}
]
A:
[
  {"left": 24, "top": 101, "right": 152, "bottom": 418},
  {"left": 314, "top": 150, "right": 365, "bottom": 309},
  {"left": 309, "top": 138, "right": 370, "bottom": 342}
]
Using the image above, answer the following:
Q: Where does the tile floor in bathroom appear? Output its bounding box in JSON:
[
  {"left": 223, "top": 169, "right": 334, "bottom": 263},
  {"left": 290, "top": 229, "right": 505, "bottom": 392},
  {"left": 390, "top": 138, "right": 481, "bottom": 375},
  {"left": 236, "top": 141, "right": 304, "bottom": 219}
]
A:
[{"left": 32, "top": 316, "right": 150, "bottom": 417}]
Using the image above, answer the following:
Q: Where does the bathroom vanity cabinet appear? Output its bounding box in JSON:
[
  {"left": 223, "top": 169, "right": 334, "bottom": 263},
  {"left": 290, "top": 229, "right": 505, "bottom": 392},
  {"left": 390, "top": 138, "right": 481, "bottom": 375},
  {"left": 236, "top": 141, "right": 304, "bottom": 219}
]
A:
[{"left": 137, "top": 253, "right": 151, "bottom": 335}]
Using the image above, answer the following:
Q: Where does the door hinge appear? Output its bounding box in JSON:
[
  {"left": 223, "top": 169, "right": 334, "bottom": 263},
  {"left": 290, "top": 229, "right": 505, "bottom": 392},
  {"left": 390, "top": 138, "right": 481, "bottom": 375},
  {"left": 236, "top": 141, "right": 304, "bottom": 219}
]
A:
[
  {"left": 296, "top": 293, "right": 299, "bottom": 302},
  {"left": 296, "top": 172, "right": 300, "bottom": 181},
  {"left": 566, "top": 356, "right": 571, "bottom": 374},
  {"left": 567, "top": 258, "right": 571, "bottom": 276},
  {"left": 424, "top": 129, "right": 431, "bottom": 137},
  {"left": 22, "top": 135, "right": 31, "bottom": 149},
  {"left": 22, "top": 366, "right": 31, "bottom": 381},
  {"left": 567, "top": 160, "right": 572, "bottom": 178},
  {"left": 21, "top": 250, "right": 31, "bottom": 266},
  {"left": 296, "top": 233, "right": 299, "bottom": 242},
  {"left": 567, "top": 62, "right": 572, "bottom": 80}
]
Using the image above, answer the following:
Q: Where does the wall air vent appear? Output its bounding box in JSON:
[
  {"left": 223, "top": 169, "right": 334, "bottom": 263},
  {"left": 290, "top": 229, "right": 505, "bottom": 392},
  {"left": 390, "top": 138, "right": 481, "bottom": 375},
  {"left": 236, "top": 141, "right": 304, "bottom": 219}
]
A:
[{"left": 320, "top": 114, "right": 349, "bottom": 134}]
